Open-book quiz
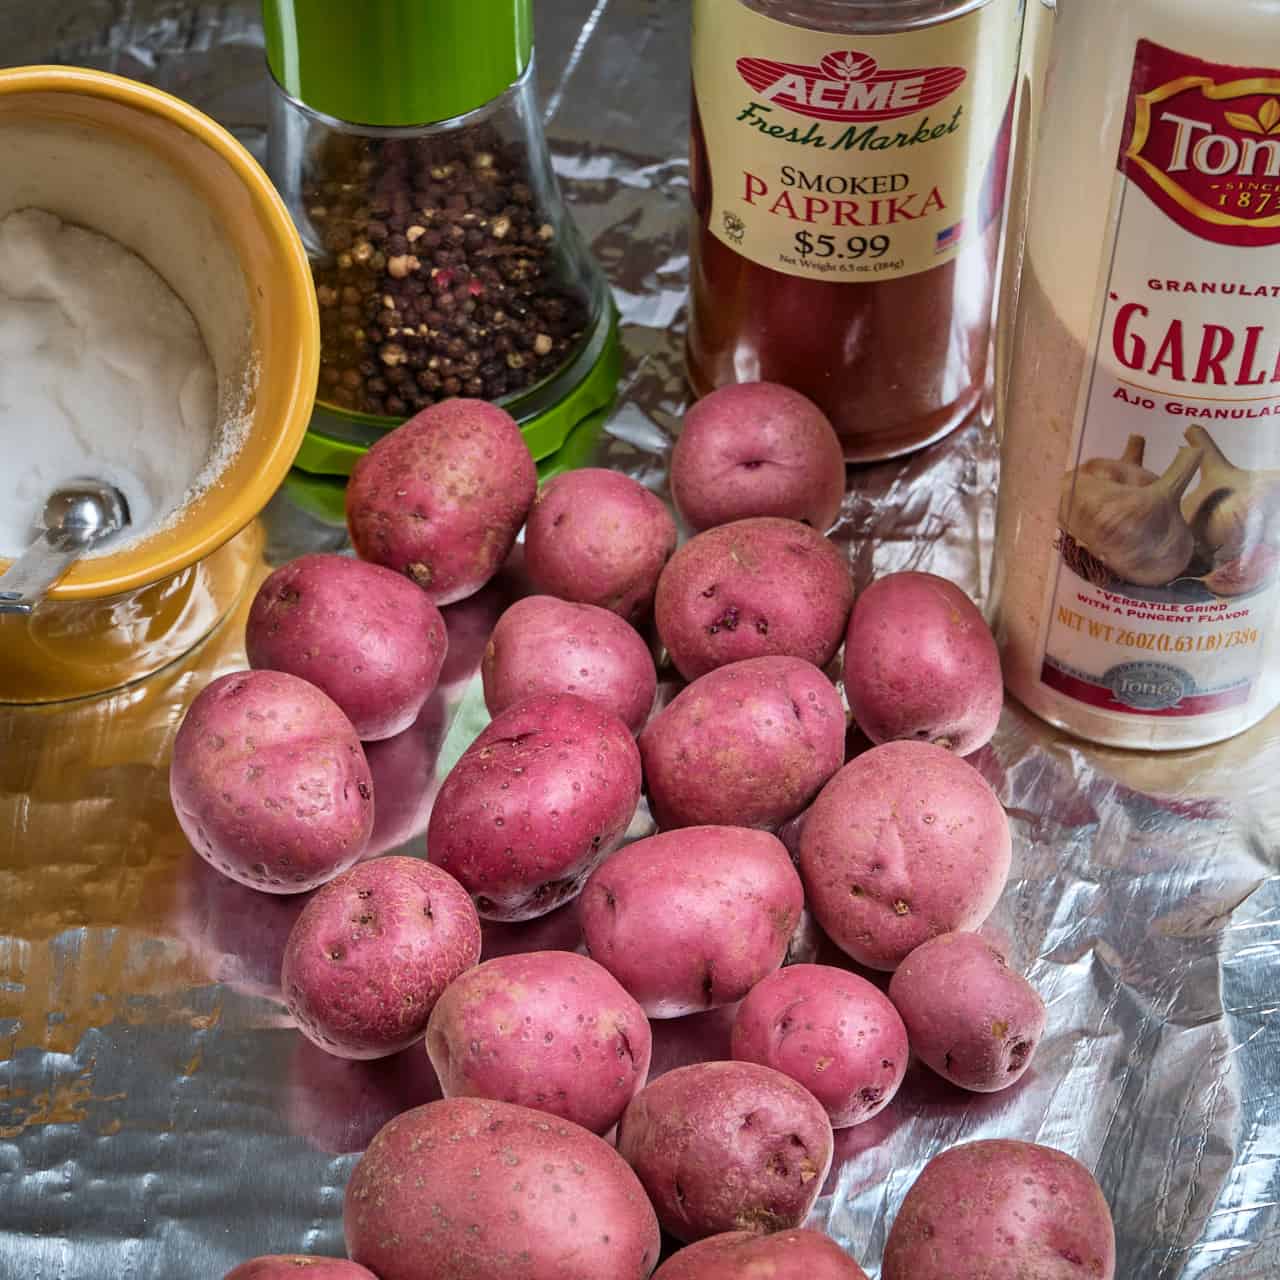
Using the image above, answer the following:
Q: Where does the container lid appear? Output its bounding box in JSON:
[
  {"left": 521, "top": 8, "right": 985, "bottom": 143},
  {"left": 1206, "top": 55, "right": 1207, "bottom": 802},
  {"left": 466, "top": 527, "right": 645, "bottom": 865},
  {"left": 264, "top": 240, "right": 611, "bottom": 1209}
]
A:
[{"left": 263, "top": 0, "right": 533, "bottom": 127}]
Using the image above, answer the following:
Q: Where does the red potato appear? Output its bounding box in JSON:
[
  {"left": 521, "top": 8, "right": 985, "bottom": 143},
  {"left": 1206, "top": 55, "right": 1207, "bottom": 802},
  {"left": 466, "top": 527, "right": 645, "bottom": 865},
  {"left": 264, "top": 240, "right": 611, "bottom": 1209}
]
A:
[
  {"left": 425, "top": 949, "right": 652, "bottom": 1135},
  {"left": 654, "top": 517, "right": 854, "bottom": 681},
  {"left": 223, "top": 1259, "right": 377, "bottom": 1279},
  {"left": 482, "top": 595, "right": 657, "bottom": 734},
  {"left": 883, "top": 1140, "right": 1116, "bottom": 1280},
  {"left": 246, "top": 553, "right": 448, "bottom": 742},
  {"left": 672, "top": 382, "right": 846, "bottom": 533},
  {"left": 617, "top": 1061, "right": 834, "bottom": 1243},
  {"left": 282, "top": 856, "right": 481, "bottom": 1059},
  {"left": 843, "top": 572, "right": 1002, "bottom": 756},
  {"left": 524, "top": 468, "right": 678, "bottom": 622},
  {"left": 427, "top": 692, "right": 642, "bottom": 921},
  {"left": 344, "top": 1097, "right": 661, "bottom": 1280},
  {"left": 639, "top": 656, "right": 844, "bottom": 830},
  {"left": 798, "top": 741, "right": 1011, "bottom": 971},
  {"left": 345, "top": 399, "right": 537, "bottom": 606},
  {"left": 579, "top": 826, "right": 804, "bottom": 1018},
  {"left": 169, "top": 670, "right": 373, "bottom": 894},
  {"left": 731, "top": 964, "right": 908, "bottom": 1129},
  {"left": 653, "top": 1230, "right": 869, "bottom": 1279},
  {"left": 888, "top": 932, "right": 1046, "bottom": 1092}
]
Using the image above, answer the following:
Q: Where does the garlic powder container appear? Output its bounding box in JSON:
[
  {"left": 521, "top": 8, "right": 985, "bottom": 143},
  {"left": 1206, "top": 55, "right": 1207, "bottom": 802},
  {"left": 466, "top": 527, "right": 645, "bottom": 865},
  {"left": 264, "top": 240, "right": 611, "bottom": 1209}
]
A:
[{"left": 994, "top": 0, "right": 1280, "bottom": 749}]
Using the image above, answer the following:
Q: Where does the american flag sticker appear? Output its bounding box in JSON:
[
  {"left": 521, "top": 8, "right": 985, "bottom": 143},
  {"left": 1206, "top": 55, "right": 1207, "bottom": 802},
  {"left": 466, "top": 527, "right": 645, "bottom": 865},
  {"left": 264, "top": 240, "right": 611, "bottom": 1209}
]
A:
[{"left": 935, "top": 220, "right": 965, "bottom": 252}]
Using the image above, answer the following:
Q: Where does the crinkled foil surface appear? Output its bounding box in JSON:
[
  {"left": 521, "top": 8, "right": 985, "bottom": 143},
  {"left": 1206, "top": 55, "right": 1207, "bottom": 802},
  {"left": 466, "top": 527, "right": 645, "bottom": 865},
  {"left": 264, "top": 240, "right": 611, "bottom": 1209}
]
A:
[{"left": 1, "top": 3, "right": 1278, "bottom": 1277}]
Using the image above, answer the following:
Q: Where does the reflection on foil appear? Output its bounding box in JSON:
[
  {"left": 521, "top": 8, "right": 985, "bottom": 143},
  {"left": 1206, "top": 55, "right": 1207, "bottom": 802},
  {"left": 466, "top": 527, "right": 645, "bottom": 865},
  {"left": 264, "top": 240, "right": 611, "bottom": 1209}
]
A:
[{"left": 0, "top": 3, "right": 1277, "bottom": 1278}]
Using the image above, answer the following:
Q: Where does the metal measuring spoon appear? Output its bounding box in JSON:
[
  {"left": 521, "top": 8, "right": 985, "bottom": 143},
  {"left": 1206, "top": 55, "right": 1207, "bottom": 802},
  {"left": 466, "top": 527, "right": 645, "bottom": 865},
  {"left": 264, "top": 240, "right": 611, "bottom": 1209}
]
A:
[{"left": 0, "top": 481, "right": 131, "bottom": 615}]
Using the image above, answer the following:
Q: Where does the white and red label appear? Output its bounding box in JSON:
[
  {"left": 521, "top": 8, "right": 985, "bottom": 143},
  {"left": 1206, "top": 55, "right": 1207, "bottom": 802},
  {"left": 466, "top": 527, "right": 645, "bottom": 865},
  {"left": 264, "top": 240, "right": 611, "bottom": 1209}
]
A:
[
  {"left": 691, "top": 0, "right": 1020, "bottom": 282},
  {"left": 1041, "top": 40, "right": 1280, "bottom": 720}
]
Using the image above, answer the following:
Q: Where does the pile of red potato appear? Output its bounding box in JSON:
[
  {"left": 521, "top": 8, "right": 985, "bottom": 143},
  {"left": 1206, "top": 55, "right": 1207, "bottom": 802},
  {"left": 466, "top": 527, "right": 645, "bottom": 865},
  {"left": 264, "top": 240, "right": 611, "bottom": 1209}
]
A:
[{"left": 169, "top": 382, "right": 1117, "bottom": 1280}]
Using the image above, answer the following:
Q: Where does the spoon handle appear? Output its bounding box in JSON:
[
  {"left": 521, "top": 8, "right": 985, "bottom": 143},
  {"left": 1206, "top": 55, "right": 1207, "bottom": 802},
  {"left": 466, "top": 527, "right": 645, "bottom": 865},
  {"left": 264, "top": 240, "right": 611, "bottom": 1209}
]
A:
[{"left": 0, "top": 531, "right": 86, "bottom": 615}]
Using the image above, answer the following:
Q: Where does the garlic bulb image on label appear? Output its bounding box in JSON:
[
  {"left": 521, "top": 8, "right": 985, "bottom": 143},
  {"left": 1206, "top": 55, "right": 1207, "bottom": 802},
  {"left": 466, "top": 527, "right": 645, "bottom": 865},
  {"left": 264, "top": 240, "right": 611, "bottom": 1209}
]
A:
[
  {"left": 1058, "top": 440, "right": 1201, "bottom": 589},
  {"left": 1181, "top": 426, "right": 1280, "bottom": 597}
]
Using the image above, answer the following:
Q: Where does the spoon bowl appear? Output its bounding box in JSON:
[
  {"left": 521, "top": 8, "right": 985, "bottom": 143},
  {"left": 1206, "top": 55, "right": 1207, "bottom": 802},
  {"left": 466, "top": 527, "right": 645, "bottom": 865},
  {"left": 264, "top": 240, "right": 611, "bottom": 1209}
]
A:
[
  {"left": 42, "top": 481, "right": 132, "bottom": 546},
  {"left": 1, "top": 479, "right": 132, "bottom": 614}
]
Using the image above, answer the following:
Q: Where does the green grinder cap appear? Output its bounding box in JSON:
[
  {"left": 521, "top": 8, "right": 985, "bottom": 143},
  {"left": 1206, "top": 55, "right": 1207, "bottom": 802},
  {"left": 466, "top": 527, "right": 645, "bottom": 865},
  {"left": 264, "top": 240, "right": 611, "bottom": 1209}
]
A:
[{"left": 263, "top": 0, "right": 533, "bottom": 127}]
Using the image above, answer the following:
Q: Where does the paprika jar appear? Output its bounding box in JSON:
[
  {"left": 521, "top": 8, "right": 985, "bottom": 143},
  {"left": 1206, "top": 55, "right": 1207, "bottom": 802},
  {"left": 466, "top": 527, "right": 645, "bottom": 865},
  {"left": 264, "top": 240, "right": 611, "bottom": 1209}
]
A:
[{"left": 688, "top": 0, "right": 1025, "bottom": 461}]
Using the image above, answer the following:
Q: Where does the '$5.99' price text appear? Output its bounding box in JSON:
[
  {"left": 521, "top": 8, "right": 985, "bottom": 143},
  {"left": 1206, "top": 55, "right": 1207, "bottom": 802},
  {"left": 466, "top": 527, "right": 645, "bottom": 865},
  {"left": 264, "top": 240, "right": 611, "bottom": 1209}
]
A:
[{"left": 795, "top": 231, "right": 891, "bottom": 260}]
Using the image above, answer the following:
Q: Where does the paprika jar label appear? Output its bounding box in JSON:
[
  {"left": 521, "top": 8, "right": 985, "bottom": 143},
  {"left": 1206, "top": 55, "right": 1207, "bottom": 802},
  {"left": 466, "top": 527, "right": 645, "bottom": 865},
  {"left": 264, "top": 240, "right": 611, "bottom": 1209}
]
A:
[
  {"left": 689, "top": 0, "right": 1020, "bottom": 282},
  {"left": 1040, "top": 39, "right": 1280, "bottom": 721}
]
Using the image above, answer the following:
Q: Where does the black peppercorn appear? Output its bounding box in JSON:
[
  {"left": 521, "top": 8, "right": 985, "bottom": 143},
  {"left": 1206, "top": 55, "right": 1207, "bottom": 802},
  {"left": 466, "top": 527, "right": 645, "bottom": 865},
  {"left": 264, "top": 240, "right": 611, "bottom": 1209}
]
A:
[{"left": 306, "top": 128, "right": 590, "bottom": 417}]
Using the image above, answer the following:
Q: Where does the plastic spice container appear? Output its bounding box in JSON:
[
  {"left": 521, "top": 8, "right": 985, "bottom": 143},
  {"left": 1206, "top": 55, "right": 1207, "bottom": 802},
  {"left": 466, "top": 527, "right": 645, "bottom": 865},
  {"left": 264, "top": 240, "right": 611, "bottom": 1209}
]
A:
[
  {"left": 993, "top": 0, "right": 1280, "bottom": 749},
  {"left": 687, "top": 0, "right": 1025, "bottom": 461}
]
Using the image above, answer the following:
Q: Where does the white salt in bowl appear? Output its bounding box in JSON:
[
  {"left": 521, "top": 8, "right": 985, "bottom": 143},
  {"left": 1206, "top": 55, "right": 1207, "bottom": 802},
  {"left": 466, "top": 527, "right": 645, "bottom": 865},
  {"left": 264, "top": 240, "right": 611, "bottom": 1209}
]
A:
[{"left": 0, "top": 65, "right": 319, "bottom": 702}]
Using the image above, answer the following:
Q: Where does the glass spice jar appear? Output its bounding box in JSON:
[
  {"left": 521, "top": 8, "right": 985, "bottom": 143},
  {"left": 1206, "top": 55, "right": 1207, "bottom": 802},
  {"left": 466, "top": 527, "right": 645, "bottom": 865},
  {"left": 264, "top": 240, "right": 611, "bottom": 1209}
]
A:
[
  {"left": 687, "top": 0, "right": 1025, "bottom": 461},
  {"left": 263, "top": 0, "right": 617, "bottom": 458}
]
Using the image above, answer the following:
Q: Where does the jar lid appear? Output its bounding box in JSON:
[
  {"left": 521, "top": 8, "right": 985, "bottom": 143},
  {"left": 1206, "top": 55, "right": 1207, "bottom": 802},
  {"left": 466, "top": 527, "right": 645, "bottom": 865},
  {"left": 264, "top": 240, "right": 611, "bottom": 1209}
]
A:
[{"left": 263, "top": 0, "right": 533, "bottom": 127}]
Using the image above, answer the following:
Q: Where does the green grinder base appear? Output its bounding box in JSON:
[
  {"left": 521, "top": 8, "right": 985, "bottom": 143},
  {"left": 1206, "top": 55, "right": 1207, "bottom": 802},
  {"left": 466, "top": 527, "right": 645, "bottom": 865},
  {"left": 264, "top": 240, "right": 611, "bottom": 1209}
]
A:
[{"left": 285, "top": 310, "right": 622, "bottom": 527}]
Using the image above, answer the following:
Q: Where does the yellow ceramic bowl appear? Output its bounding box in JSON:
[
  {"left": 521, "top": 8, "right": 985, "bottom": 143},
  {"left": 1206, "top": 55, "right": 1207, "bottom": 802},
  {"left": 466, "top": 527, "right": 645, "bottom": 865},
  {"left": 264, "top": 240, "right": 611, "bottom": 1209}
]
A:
[{"left": 0, "top": 66, "right": 319, "bottom": 703}]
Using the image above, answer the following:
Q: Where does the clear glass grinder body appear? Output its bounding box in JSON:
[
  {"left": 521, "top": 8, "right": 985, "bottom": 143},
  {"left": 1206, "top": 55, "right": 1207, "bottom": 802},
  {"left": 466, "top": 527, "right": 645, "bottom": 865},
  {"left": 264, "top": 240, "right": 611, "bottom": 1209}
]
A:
[
  {"left": 993, "top": 0, "right": 1280, "bottom": 750},
  {"left": 687, "top": 0, "right": 1026, "bottom": 461},
  {"left": 267, "top": 68, "right": 610, "bottom": 434}
]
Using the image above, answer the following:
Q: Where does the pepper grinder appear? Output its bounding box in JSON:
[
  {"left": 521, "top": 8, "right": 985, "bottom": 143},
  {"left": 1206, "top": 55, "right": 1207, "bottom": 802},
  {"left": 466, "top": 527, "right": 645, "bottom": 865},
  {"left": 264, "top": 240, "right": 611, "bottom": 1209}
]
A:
[{"left": 263, "top": 0, "right": 620, "bottom": 517}]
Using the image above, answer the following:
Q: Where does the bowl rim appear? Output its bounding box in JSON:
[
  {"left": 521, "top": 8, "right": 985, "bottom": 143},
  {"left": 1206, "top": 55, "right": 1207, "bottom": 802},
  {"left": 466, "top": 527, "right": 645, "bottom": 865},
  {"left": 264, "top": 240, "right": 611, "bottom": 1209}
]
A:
[{"left": 0, "top": 64, "right": 319, "bottom": 601}]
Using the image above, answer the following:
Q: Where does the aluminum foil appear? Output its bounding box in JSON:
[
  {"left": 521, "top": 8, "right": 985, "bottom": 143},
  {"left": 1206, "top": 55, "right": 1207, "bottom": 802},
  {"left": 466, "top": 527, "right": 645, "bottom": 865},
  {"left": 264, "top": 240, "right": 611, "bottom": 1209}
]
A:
[{"left": 1, "top": 3, "right": 1277, "bottom": 1277}]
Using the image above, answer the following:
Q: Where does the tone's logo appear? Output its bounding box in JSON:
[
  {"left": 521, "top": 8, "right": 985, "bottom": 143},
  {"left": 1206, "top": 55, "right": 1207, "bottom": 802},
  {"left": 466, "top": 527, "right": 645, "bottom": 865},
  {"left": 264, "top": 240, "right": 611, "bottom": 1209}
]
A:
[
  {"left": 736, "top": 49, "right": 965, "bottom": 123},
  {"left": 1124, "top": 40, "right": 1280, "bottom": 247}
]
